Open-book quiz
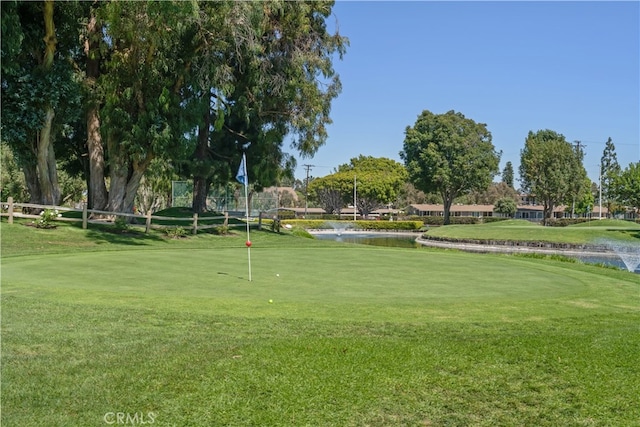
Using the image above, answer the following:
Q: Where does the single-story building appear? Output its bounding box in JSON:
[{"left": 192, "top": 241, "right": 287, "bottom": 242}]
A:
[
  {"left": 407, "top": 203, "right": 613, "bottom": 222},
  {"left": 406, "top": 204, "right": 496, "bottom": 218}
]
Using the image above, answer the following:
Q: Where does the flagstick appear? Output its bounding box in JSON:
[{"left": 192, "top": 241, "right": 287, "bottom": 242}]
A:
[
  {"left": 244, "top": 173, "right": 252, "bottom": 282},
  {"left": 236, "top": 152, "right": 252, "bottom": 282}
]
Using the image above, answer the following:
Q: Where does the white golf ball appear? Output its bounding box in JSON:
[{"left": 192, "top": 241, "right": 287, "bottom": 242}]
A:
[{"left": 276, "top": 274, "right": 280, "bottom": 277}]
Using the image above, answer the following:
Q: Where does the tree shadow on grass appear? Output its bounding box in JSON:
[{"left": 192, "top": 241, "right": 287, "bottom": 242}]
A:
[
  {"left": 84, "top": 224, "right": 167, "bottom": 246},
  {"left": 609, "top": 229, "right": 640, "bottom": 241}
]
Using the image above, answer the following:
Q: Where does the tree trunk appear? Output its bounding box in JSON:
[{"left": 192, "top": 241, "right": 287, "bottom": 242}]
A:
[
  {"left": 192, "top": 177, "right": 210, "bottom": 213},
  {"left": 85, "top": 7, "right": 108, "bottom": 210},
  {"left": 35, "top": 0, "right": 60, "bottom": 206},
  {"left": 47, "top": 132, "right": 60, "bottom": 203},
  {"left": 23, "top": 161, "right": 41, "bottom": 205},
  {"left": 122, "top": 162, "right": 147, "bottom": 214},
  {"left": 442, "top": 194, "right": 454, "bottom": 225},
  {"left": 107, "top": 153, "right": 153, "bottom": 214},
  {"left": 86, "top": 104, "right": 107, "bottom": 209},
  {"left": 543, "top": 200, "right": 554, "bottom": 226},
  {"left": 106, "top": 160, "right": 128, "bottom": 213},
  {"left": 37, "top": 107, "right": 60, "bottom": 205},
  {"left": 192, "top": 105, "right": 211, "bottom": 213}
]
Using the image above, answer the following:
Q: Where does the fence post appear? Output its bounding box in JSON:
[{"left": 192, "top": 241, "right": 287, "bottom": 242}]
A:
[
  {"left": 82, "top": 202, "right": 88, "bottom": 229},
  {"left": 145, "top": 212, "right": 152, "bottom": 233},
  {"left": 258, "top": 211, "right": 262, "bottom": 230},
  {"left": 224, "top": 212, "right": 228, "bottom": 228},
  {"left": 7, "top": 197, "right": 13, "bottom": 224},
  {"left": 192, "top": 213, "right": 198, "bottom": 235}
]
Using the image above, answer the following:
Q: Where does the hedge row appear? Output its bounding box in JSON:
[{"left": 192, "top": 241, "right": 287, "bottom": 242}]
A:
[
  {"left": 400, "top": 216, "right": 510, "bottom": 226},
  {"left": 281, "top": 219, "right": 423, "bottom": 232}
]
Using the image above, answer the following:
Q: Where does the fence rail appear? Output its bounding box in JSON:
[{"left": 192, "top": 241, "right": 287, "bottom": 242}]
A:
[{"left": 0, "top": 197, "right": 248, "bottom": 235}]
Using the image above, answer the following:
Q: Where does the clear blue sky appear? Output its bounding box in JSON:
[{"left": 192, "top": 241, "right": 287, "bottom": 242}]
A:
[{"left": 292, "top": 1, "right": 640, "bottom": 188}]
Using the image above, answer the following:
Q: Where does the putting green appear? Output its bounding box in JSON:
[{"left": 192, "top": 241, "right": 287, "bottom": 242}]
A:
[{"left": 3, "top": 246, "right": 638, "bottom": 323}]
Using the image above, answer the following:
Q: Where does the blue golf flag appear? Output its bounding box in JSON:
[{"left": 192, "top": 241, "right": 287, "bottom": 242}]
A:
[
  {"left": 236, "top": 152, "right": 252, "bottom": 281},
  {"left": 236, "top": 154, "right": 247, "bottom": 186}
]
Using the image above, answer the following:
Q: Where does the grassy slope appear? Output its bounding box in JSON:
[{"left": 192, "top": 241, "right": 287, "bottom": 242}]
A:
[
  {"left": 425, "top": 219, "right": 640, "bottom": 244},
  {"left": 2, "top": 219, "right": 639, "bottom": 426}
]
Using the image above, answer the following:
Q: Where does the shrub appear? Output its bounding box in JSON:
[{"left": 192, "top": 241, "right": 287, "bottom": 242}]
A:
[
  {"left": 281, "top": 219, "right": 422, "bottom": 232},
  {"left": 548, "top": 218, "right": 592, "bottom": 227},
  {"left": 482, "top": 217, "right": 510, "bottom": 224},
  {"left": 402, "top": 215, "right": 425, "bottom": 223},
  {"left": 165, "top": 226, "right": 187, "bottom": 239},
  {"left": 114, "top": 217, "right": 130, "bottom": 232},
  {"left": 35, "top": 209, "right": 61, "bottom": 229},
  {"left": 213, "top": 225, "right": 229, "bottom": 235},
  {"left": 420, "top": 216, "right": 444, "bottom": 226},
  {"left": 449, "top": 217, "right": 479, "bottom": 225},
  {"left": 321, "top": 214, "right": 341, "bottom": 220},
  {"left": 355, "top": 220, "right": 423, "bottom": 231}
]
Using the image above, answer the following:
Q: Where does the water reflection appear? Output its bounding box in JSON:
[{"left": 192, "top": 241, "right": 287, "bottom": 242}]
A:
[{"left": 314, "top": 233, "right": 419, "bottom": 249}]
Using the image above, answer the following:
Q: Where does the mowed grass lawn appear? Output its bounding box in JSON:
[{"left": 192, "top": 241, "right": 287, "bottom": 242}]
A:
[
  {"left": 425, "top": 219, "right": 640, "bottom": 244},
  {"left": 1, "top": 219, "right": 639, "bottom": 426}
]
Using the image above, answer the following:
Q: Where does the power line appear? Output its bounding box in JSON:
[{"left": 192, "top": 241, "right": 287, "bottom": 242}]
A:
[{"left": 577, "top": 140, "right": 637, "bottom": 147}]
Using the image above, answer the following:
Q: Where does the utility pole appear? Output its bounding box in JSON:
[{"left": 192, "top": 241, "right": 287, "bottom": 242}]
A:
[{"left": 303, "top": 164, "right": 314, "bottom": 218}]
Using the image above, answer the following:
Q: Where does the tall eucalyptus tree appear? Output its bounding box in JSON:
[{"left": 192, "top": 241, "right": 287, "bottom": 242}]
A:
[{"left": 1, "top": 0, "right": 82, "bottom": 205}]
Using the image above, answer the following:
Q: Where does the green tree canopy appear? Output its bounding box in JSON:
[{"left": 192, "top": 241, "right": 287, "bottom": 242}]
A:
[
  {"left": 494, "top": 197, "right": 517, "bottom": 218},
  {"left": 309, "top": 156, "right": 407, "bottom": 217},
  {"left": 1, "top": 0, "right": 83, "bottom": 205},
  {"left": 462, "top": 182, "right": 518, "bottom": 205},
  {"left": 600, "top": 137, "right": 621, "bottom": 217},
  {"left": 501, "top": 161, "right": 515, "bottom": 189},
  {"left": 2, "top": 0, "right": 347, "bottom": 215},
  {"left": 400, "top": 110, "right": 501, "bottom": 224},
  {"left": 519, "top": 129, "right": 587, "bottom": 225},
  {"left": 613, "top": 162, "right": 640, "bottom": 214},
  {"left": 178, "top": 0, "right": 347, "bottom": 213},
  {"left": 307, "top": 174, "right": 351, "bottom": 215},
  {"left": 568, "top": 177, "right": 595, "bottom": 217},
  {"left": 564, "top": 141, "right": 590, "bottom": 217}
]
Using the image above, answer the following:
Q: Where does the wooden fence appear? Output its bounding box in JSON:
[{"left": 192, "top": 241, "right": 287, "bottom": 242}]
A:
[{"left": 0, "top": 197, "right": 249, "bottom": 235}]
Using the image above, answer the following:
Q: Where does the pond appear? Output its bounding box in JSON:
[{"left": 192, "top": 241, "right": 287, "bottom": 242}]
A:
[
  {"left": 312, "top": 232, "right": 420, "bottom": 249},
  {"left": 312, "top": 232, "right": 639, "bottom": 273}
]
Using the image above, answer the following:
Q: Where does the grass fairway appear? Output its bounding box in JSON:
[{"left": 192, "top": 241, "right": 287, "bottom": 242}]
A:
[
  {"left": 426, "top": 219, "right": 640, "bottom": 244},
  {"left": 2, "top": 221, "right": 639, "bottom": 426}
]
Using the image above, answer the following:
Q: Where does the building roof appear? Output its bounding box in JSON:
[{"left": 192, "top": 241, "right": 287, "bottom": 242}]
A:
[
  {"left": 409, "top": 203, "right": 609, "bottom": 214},
  {"left": 276, "top": 207, "right": 326, "bottom": 214},
  {"left": 409, "top": 204, "right": 495, "bottom": 213}
]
